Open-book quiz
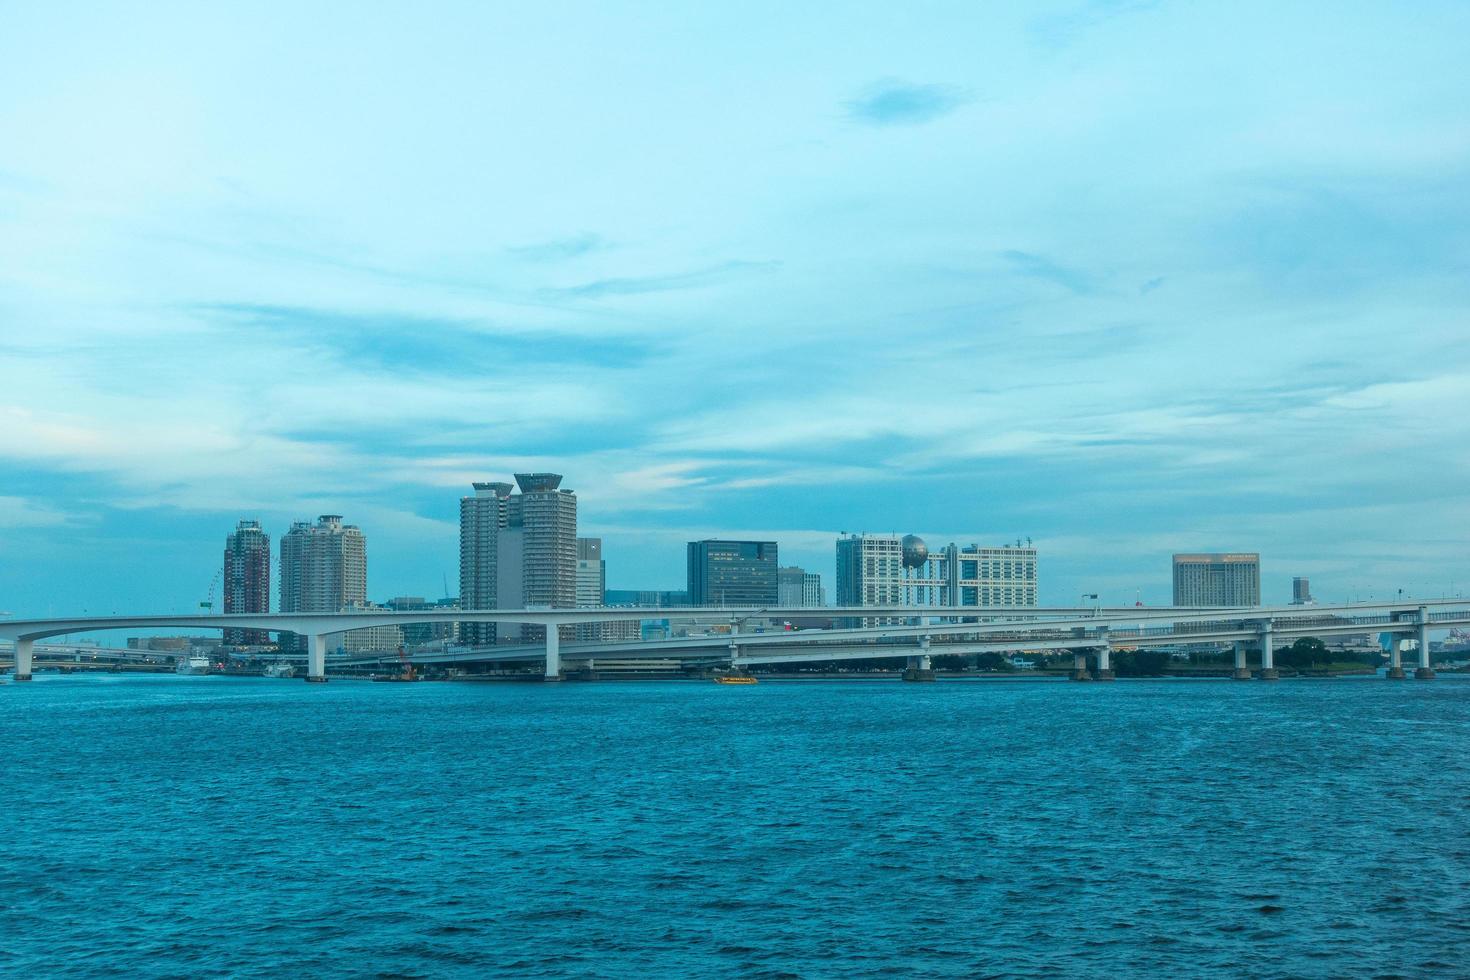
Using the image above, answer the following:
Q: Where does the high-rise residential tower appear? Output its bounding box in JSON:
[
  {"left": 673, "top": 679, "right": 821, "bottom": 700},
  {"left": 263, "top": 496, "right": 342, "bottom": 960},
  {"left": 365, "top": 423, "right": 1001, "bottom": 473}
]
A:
[
  {"left": 1172, "top": 553, "right": 1260, "bottom": 607},
  {"left": 279, "top": 515, "right": 367, "bottom": 651},
  {"left": 223, "top": 519, "right": 270, "bottom": 645},
  {"left": 687, "top": 540, "right": 779, "bottom": 606},
  {"left": 459, "top": 481, "right": 512, "bottom": 645},
  {"left": 459, "top": 474, "right": 577, "bottom": 645}
]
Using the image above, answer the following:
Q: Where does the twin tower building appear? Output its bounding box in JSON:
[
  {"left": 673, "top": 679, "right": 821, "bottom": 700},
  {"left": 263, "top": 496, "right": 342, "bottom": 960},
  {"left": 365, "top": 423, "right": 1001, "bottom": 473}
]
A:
[{"left": 458, "top": 473, "right": 579, "bottom": 645}]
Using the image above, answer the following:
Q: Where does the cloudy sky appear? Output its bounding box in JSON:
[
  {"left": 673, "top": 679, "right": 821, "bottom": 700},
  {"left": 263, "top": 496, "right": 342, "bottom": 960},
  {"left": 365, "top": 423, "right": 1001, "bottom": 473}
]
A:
[{"left": 2, "top": 1, "right": 1468, "bottom": 616}]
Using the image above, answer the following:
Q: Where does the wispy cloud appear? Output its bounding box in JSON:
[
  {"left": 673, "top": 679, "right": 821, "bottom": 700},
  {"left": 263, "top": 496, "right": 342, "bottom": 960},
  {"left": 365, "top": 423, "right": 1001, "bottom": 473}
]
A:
[
  {"left": 0, "top": 495, "right": 74, "bottom": 528},
  {"left": 846, "top": 79, "right": 970, "bottom": 126},
  {"left": 507, "top": 233, "right": 608, "bottom": 262},
  {"left": 1002, "top": 250, "right": 1097, "bottom": 294},
  {"left": 198, "top": 303, "right": 654, "bottom": 372},
  {"left": 544, "top": 260, "right": 781, "bottom": 300}
]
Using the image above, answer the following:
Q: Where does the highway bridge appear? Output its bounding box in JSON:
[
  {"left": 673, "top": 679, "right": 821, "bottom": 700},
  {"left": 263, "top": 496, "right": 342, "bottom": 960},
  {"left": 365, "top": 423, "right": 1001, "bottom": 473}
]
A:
[{"left": 3, "top": 599, "right": 1466, "bottom": 682}]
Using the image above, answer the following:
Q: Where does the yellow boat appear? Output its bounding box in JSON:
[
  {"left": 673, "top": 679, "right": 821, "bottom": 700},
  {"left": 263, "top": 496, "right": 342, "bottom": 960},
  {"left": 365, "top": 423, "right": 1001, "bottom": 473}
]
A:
[{"left": 713, "top": 674, "right": 758, "bottom": 685}]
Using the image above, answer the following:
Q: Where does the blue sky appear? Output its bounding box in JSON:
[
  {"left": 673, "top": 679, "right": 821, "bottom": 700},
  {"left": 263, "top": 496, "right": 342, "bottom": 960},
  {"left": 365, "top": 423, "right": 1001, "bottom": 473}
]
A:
[{"left": 2, "top": 1, "right": 1468, "bottom": 616}]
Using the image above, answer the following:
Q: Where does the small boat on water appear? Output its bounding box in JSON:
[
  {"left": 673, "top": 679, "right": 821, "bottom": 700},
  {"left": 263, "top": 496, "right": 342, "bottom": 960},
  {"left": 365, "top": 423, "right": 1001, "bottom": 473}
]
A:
[
  {"left": 175, "top": 653, "right": 211, "bottom": 675},
  {"left": 713, "top": 674, "right": 758, "bottom": 685},
  {"left": 263, "top": 662, "right": 296, "bottom": 679}
]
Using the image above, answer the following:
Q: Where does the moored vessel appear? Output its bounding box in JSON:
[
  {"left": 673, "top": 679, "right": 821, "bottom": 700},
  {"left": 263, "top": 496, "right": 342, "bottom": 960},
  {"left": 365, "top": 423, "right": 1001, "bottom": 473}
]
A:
[{"left": 175, "top": 653, "right": 211, "bottom": 675}]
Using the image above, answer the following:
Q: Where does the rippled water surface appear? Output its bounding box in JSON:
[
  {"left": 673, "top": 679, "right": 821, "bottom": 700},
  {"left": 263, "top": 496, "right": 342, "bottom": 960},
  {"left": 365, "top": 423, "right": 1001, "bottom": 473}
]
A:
[{"left": 3, "top": 674, "right": 1469, "bottom": 978}]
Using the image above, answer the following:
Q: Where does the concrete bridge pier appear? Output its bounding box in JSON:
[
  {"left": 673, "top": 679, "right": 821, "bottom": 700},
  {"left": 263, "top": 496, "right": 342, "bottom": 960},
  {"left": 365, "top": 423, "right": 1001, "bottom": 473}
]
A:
[
  {"left": 13, "top": 638, "right": 33, "bottom": 681},
  {"left": 1387, "top": 636, "right": 1407, "bottom": 680},
  {"left": 1258, "top": 623, "right": 1278, "bottom": 680},
  {"left": 902, "top": 638, "right": 936, "bottom": 681},
  {"left": 1232, "top": 641, "right": 1251, "bottom": 680},
  {"left": 543, "top": 624, "right": 563, "bottom": 681},
  {"left": 305, "top": 634, "right": 328, "bottom": 682},
  {"left": 1095, "top": 643, "right": 1115, "bottom": 681},
  {"left": 1069, "top": 650, "right": 1092, "bottom": 681},
  {"left": 1415, "top": 608, "right": 1435, "bottom": 679}
]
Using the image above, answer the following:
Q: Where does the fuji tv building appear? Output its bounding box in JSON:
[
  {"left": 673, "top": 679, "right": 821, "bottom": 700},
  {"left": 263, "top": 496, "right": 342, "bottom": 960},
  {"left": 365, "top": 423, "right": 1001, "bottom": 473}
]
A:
[{"left": 836, "top": 533, "right": 1038, "bottom": 610}]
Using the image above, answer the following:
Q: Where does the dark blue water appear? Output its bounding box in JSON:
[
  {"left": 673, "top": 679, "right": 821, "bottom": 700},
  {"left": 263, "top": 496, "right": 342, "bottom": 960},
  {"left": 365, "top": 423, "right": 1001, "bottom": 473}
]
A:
[{"left": 3, "top": 675, "right": 1469, "bottom": 978}]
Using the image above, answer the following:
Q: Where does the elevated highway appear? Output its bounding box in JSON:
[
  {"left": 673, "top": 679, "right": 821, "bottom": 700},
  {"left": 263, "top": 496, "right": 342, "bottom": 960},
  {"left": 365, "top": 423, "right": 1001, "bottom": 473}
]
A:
[{"left": 4, "top": 599, "right": 1466, "bottom": 682}]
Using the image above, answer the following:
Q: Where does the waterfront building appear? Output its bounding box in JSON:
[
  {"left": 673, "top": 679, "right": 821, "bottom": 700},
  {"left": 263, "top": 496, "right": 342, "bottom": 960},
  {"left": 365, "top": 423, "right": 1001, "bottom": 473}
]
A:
[
  {"left": 575, "top": 537, "right": 639, "bottom": 642},
  {"left": 1292, "top": 576, "right": 1314, "bottom": 605},
  {"left": 339, "top": 602, "right": 405, "bottom": 654},
  {"left": 222, "top": 519, "right": 270, "bottom": 645},
  {"left": 383, "top": 595, "right": 459, "bottom": 647},
  {"left": 605, "top": 589, "right": 689, "bottom": 607},
  {"left": 836, "top": 534, "right": 1038, "bottom": 613},
  {"left": 460, "top": 474, "right": 578, "bottom": 645},
  {"left": 1172, "top": 553, "right": 1261, "bottom": 607},
  {"left": 777, "top": 566, "right": 825, "bottom": 607},
  {"left": 687, "top": 540, "right": 779, "bottom": 606},
  {"left": 279, "top": 515, "right": 368, "bottom": 651}
]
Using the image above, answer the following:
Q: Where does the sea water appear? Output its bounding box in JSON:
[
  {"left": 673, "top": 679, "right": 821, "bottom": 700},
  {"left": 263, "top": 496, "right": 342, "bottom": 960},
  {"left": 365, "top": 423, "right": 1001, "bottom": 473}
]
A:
[{"left": 3, "top": 674, "right": 1468, "bottom": 977}]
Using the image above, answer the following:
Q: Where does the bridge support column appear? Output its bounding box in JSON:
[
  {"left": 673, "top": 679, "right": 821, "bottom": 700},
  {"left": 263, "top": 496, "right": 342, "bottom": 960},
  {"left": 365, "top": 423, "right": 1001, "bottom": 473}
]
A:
[
  {"left": 1232, "top": 641, "right": 1251, "bottom": 680},
  {"left": 902, "top": 643, "right": 936, "bottom": 682},
  {"left": 1095, "top": 644, "right": 1115, "bottom": 681},
  {"left": 13, "top": 638, "right": 33, "bottom": 681},
  {"left": 899, "top": 655, "right": 934, "bottom": 687},
  {"left": 1387, "top": 635, "right": 1407, "bottom": 680},
  {"left": 543, "top": 624, "right": 563, "bottom": 681},
  {"left": 1069, "top": 651, "right": 1092, "bottom": 681},
  {"left": 1415, "top": 608, "right": 1435, "bottom": 679},
  {"left": 304, "top": 634, "right": 327, "bottom": 682},
  {"left": 1258, "top": 623, "right": 1278, "bottom": 680}
]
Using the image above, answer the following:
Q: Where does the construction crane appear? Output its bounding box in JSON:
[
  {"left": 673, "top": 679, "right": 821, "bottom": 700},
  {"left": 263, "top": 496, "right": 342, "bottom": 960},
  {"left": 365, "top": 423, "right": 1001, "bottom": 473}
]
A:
[{"left": 394, "top": 645, "right": 416, "bottom": 682}]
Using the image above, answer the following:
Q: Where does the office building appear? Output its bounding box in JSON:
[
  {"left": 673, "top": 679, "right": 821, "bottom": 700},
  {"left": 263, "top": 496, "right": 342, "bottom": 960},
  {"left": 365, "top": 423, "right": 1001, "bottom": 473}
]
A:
[
  {"left": 777, "top": 566, "right": 825, "bottom": 607},
  {"left": 222, "top": 519, "right": 270, "bottom": 645},
  {"left": 339, "top": 602, "right": 404, "bottom": 654},
  {"left": 279, "top": 515, "right": 368, "bottom": 651},
  {"left": 1292, "top": 576, "right": 1313, "bottom": 605},
  {"left": 383, "top": 596, "right": 459, "bottom": 647},
  {"left": 459, "top": 474, "right": 578, "bottom": 645},
  {"left": 576, "top": 537, "right": 604, "bottom": 607},
  {"left": 687, "top": 540, "right": 779, "bottom": 606},
  {"left": 836, "top": 534, "right": 1039, "bottom": 623},
  {"left": 1172, "top": 553, "right": 1261, "bottom": 607},
  {"left": 576, "top": 537, "right": 639, "bottom": 641}
]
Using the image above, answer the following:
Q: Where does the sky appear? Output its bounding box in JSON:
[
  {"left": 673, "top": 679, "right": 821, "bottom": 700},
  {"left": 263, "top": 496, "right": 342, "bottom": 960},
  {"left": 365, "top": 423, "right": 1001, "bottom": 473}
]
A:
[{"left": 1, "top": 1, "right": 1468, "bottom": 617}]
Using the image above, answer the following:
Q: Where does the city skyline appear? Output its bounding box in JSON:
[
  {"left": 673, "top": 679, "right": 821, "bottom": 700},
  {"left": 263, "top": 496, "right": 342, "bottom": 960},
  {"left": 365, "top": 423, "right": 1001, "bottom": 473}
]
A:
[{"left": 3, "top": 4, "right": 1468, "bottom": 616}]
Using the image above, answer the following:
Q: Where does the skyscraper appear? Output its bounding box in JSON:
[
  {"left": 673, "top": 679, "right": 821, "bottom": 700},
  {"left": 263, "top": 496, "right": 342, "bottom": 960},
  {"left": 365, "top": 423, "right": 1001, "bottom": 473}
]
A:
[
  {"left": 1292, "top": 576, "right": 1313, "bottom": 605},
  {"left": 459, "top": 474, "right": 577, "bottom": 645},
  {"left": 279, "top": 515, "right": 367, "bottom": 651},
  {"left": 459, "top": 481, "right": 512, "bottom": 645},
  {"left": 687, "top": 540, "right": 778, "bottom": 605},
  {"left": 1172, "top": 553, "right": 1260, "bottom": 607},
  {"left": 222, "top": 519, "right": 269, "bottom": 645}
]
